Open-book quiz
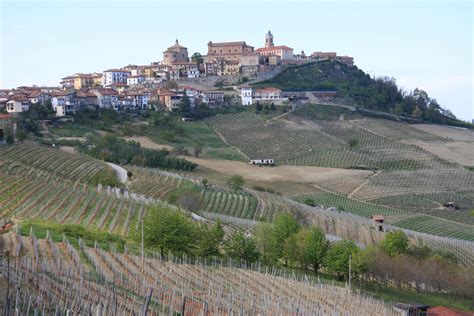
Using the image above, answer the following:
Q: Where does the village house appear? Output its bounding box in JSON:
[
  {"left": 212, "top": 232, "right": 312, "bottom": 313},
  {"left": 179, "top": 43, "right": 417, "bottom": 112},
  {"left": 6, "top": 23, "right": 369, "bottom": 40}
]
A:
[
  {"left": 199, "top": 91, "right": 224, "bottom": 108},
  {"left": 51, "top": 91, "right": 76, "bottom": 117},
  {"left": 75, "top": 91, "right": 98, "bottom": 106},
  {"left": 223, "top": 61, "right": 240, "bottom": 76},
  {"left": 241, "top": 87, "right": 253, "bottom": 106},
  {"left": 336, "top": 55, "right": 355, "bottom": 67},
  {"left": 253, "top": 87, "right": 283, "bottom": 101},
  {"left": 6, "top": 96, "right": 30, "bottom": 113},
  {"left": 102, "top": 69, "right": 131, "bottom": 87},
  {"left": 239, "top": 54, "right": 259, "bottom": 77},
  {"left": 106, "top": 82, "right": 128, "bottom": 94},
  {"left": 158, "top": 91, "right": 182, "bottom": 111},
  {"left": 312, "top": 52, "right": 337, "bottom": 61},
  {"left": 127, "top": 75, "right": 146, "bottom": 86},
  {"left": 93, "top": 88, "right": 119, "bottom": 110},
  {"left": 126, "top": 91, "right": 150, "bottom": 109},
  {"left": 27, "top": 90, "right": 50, "bottom": 104}
]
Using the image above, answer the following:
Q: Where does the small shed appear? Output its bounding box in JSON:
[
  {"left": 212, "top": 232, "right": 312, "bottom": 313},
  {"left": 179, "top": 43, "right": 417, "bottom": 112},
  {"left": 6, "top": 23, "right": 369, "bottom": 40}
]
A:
[
  {"left": 394, "top": 303, "right": 430, "bottom": 316},
  {"left": 372, "top": 214, "right": 385, "bottom": 232}
]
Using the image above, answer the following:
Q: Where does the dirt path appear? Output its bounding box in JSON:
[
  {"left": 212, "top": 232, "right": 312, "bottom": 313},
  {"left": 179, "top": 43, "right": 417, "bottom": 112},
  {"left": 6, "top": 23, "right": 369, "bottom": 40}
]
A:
[
  {"left": 211, "top": 128, "right": 250, "bottom": 160},
  {"left": 106, "top": 162, "right": 128, "bottom": 184},
  {"left": 184, "top": 157, "right": 372, "bottom": 183},
  {"left": 348, "top": 171, "right": 380, "bottom": 198}
]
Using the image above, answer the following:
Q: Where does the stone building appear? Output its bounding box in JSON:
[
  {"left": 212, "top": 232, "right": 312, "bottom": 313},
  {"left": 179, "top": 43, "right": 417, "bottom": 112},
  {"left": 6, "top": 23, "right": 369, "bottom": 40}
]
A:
[
  {"left": 206, "top": 41, "right": 254, "bottom": 62},
  {"left": 163, "top": 40, "right": 189, "bottom": 65},
  {"left": 256, "top": 31, "right": 294, "bottom": 61}
]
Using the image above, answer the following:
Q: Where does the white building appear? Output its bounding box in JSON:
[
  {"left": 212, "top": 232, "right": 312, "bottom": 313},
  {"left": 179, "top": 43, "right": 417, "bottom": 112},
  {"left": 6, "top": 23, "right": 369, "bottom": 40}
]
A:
[
  {"left": 187, "top": 66, "right": 200, "bottom": 79},
  {"left": 241, "top": 87, "right": 252, "bottom": 106},
  {"left": 127, "top": 75, "right": 146, "bottom": 86},
  {"left": 6, "top": 97, "right": 30, "bottom": 113},
  {"left": 51, "top": 92, "right": 76, "bottom": 116},
  {"left": 126, "top": 91, "right": 149, "bottom": 109},
  {"left": 102, "top": 69, "right": 131, "bottom": 86}
]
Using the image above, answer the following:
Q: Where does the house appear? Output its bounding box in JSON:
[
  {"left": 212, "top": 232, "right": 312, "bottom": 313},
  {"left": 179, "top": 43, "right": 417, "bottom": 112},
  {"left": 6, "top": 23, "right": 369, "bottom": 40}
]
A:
[
  {"left": 199, "top": 91, "right": 224, "bottom": 108},
  {"left": 253, "top": 87, "right": 282, "bottom": 101},
  {"left": 76, "top": 91, "right": 98, "bottom": 106},
  {"left": 223, "top": 61, "right": 240, "bottom": 76},
  {"left": 6, "top": 96, "right": 30, "bottom": 113},
  {"left": 126, "top": 91, "right": 149, "bottom": 109},
  {"left": 241, "top": 87, "right": 252, "bottom": 106},
  {"left": 28, "top": 90, "right": 50, "bottom": 104},
  {"left": 102, "top": 69, "right": 131, "bottom": 86},
  {"left": 93, "top": 88, "right": 119, "bottom": 110},
  {"left": 394, "top": 303, "right": 430, "bottom": 316},
  {"left": 312, "top": 52, "right": 337, "bottom": 61},
  {"left": 240, "top": 54, "right": 259, "bottom": 77},
  {"left": 107, "top": 82, "right": 128, "bottom": 93},
  {"left": 159, "top": 92, "right": 182, "bottom": 111},
  {"left": 336, "top": 55, "right": 355, "bottom": 67},
  {"left": 51, "top": 91, "right": 76, "bottom": 116},
  {"left": 372, "top": 215, "right": 385, "bottom": 232},
  {"left": 60, "top": 75, "right": 76, "bottom": 89},
  {"left": 127, "top": 75, "right": 146, "bottom": 86}
]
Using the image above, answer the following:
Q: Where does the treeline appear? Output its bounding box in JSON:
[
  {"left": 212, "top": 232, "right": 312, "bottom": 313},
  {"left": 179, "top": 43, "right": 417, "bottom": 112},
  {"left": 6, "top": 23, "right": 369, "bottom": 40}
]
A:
[
  {"left": 138, "top": 207, "right": 473, "bottom": 300},
  {"left": 80, "top": 134, "right": 196, "bottom": 171},
  {"left": 256, "top": 61, "right": 472, "bottom": 128}
]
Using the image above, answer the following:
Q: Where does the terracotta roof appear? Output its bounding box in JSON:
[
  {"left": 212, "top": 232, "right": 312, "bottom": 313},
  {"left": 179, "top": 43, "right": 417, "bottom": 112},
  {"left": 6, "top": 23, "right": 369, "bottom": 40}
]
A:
[
  {"left": 103, "top": 69, "right": 131, "bottom": 73},
  {"left": 8, "top": 95, "right": 29, "bottom": 102},
  {"left": 208, "top": 41, "right": 250, "bottom": 47},
  {"left": 255, "top": 87, "right": 281, "bottom": 93},
  {"left": 168, "top": 39, "right": 187, "bottom": 49},
  {"left": 256, "top": 45, "right": 293, "bottom": 53},
  {"left": 0, "top": 114, "right": 13, "bottom": 119},
  {"left": 372, "top": 215, "right": 385, "bottom": 221},
  {"left": 28, "top": 90, "right": 43, "bottom": 98}
]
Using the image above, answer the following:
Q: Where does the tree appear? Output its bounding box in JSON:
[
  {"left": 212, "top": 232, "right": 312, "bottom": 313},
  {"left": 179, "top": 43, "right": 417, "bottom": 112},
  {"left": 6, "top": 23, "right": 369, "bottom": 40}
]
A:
[
  {"left": 304, "top": 199, "right": 316, "bottom": 207},
  {"left": 166, "top": 80, "right": 178, "bottom": 90},
  {"left": 138, "top": 206, "right": 198, "bottom": 257},
  {"left": 325, "top": 240, "right": 359, "bottom": 280},
  {"left": 195, "top": 220, "right": 224, "bottom": 257},
  {"left": 201, "top": 178, "right": 209, "bottom": 189},
  {"left": 127, "top": 170, "right": 133, "bottom": 180},
  {"left": 253, "top": 222, "right": 278, "bottom": 265},
  {"left": 255, "top": 102, "right": 263, "bottom": 112},
  {"left": 282, "top": 233, "right": 300, "bottom": 267},
  {"left": 347, "top": 138, "right": 359, "bottom": 150},
  {"left": 191, "top": 52, "right": 204, "bottom": 65},
  {"left": 178, "top": 93, "right": 192, "bottom": 117},
  {"left": 381, "top": 230, "right": 409, "bottom": 256},
  {"left": 224, "top": 230, "right": 260, "bottom": 263},
  {"left": 298, "top": 227, "right": 329, "bottom": 274},
  {"left": 227, "top": 175, "right": 244, "bottom": 191},
  {"left": 270, "top": 103, "right": 276, "bottom": 111},
  {"left": 176, "top": 191, "right": 202, "bottom": 212},
  {"left": 192, "top": 144, "right": 203, "bottom": 158},
  {"left": 16, "top": 129, "right": 27, "bottom": 142},
  {"left": 272, "top": 213, "right": 300, "bottom": 263},
  {"left": 4, "top": 128, "right": 14, "bottom": 144}
]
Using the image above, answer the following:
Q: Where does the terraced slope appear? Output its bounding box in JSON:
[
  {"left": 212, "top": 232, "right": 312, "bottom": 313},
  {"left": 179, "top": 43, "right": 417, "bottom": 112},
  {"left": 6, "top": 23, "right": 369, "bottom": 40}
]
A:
[{"left": 0, "top": 144, "right": 116, "bottom": 184}]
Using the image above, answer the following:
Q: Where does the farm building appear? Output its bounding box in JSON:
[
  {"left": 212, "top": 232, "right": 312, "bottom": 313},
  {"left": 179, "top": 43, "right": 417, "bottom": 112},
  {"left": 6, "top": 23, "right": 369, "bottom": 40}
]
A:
[
  {"left": 394, "top": 303, "right": 430, "bottom": 316},
  {"left": 372, "top": 214, "right": 385, "bottom": 232},
  {"left": 249, "top": 159, "right": 275, "bottom": 166}
]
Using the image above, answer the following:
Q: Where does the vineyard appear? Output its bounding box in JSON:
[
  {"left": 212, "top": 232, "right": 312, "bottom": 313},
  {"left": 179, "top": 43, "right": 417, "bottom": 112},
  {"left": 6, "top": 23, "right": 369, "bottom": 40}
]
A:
[
  {"left": 0, "top": 144, "right": 116, "bottom": 185},
  {"left": 127, "top": 166, "right": 187, "bottom": 199},
  {"left": 0, "top": 231, "right": 400, "bottom": 315},
  {"left": 291, "top": 192, "right": 474, "bottom": 242},
  {"left": 207, "top": 110, "right": 456, "bottom": 171},
  {"left": 0, "top": 170, "right": 146, "bottom": 236}
]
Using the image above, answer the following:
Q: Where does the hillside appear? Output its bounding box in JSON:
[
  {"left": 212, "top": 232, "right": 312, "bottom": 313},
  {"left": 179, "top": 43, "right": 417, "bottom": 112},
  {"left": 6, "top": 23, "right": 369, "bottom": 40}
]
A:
[{"left": 255, "top": 60, "right": 472, "bottom": 128}]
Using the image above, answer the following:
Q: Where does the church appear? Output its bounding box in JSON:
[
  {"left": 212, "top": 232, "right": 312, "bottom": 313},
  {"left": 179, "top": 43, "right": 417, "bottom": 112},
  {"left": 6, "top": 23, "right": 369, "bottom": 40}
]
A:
[{"left": 256, "top": 31, "right": 294, "bottom": 61}]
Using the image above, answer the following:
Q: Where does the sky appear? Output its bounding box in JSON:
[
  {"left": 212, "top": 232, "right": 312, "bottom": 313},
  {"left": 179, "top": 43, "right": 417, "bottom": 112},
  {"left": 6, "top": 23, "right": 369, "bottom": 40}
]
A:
[{"left": 1, "top": 0, "right": 472, "bottom": 121}]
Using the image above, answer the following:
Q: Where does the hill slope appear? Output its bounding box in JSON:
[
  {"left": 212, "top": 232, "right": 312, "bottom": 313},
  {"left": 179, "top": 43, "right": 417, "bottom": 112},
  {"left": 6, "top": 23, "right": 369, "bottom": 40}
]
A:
[{"left": 255, "top": 60, "right": 472, "bottom": 128}]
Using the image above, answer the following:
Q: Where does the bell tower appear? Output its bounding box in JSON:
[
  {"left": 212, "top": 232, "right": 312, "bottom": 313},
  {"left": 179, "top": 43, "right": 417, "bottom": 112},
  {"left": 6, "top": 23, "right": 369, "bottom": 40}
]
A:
[{"left": 265, "top": 30, "right": 274, "bottom": 48}]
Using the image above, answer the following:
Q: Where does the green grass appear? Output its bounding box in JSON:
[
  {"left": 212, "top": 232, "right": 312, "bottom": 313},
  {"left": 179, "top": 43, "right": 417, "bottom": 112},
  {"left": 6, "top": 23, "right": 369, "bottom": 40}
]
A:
[
  {"left": 19, "top": 220, "right": 128, "bottom": 251},
  {"left": 49, "top": 125, "right": 93, "bottom": 137},
  {"left": 359, "top": 282, "right": 473, "bottom": 312}
]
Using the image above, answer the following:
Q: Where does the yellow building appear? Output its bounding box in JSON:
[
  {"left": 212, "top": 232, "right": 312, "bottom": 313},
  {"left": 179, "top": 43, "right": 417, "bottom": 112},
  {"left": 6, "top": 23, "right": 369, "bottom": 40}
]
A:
[{"left": 223, "top": 61, "right": 240, "bottom": 76}]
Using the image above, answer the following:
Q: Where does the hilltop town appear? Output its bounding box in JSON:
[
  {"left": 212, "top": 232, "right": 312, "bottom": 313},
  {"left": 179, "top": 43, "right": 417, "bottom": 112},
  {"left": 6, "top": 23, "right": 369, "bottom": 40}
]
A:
[{"left": 0, "top": 31, "right": 354, "bottom": 116}]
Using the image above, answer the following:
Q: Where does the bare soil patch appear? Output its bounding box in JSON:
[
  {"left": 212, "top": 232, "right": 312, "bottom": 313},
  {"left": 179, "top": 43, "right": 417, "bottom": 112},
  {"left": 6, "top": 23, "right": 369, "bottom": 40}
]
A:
[
  {"left": 121, "top": 136, "right": 174, "bottom": 150},
  {"left": 411, "top": 124, "right": 474, "bottom": 142},
  {"left": 184, "top": 157, "right": 372, "bottom": 183},
  {"left": 403, "top": 140, "right": 474, "bottom": 166}
]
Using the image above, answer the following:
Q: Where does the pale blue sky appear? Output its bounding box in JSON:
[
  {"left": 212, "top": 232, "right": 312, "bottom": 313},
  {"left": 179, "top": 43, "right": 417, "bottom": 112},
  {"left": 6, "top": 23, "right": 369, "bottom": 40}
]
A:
[{"left": 1, "top": 0, "right": 472, "bottom": 120}]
